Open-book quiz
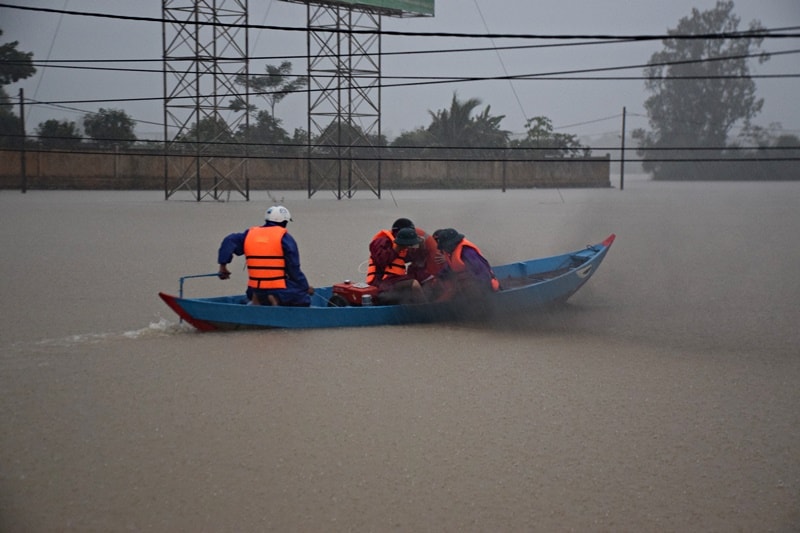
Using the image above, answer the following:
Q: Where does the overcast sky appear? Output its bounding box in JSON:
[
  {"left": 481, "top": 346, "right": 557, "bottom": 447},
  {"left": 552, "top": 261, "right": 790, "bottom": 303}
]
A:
[{"left": 2, "top": 0, "right": 799, "bottom": 143}]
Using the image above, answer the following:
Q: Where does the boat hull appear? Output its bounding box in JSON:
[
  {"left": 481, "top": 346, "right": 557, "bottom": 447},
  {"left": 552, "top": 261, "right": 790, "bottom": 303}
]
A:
[{"left": 159, "top": 234, "right": 615, "bottom": 331}]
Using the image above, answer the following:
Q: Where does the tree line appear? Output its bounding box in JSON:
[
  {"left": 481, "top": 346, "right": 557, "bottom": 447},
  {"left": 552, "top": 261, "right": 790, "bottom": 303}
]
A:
[{"left": 631, "top": 1, "right": 799, "bottom": 180}]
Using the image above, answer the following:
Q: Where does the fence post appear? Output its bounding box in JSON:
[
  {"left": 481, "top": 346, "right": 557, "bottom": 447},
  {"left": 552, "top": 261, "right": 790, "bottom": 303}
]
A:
[
  {"left": 502, "top": 149, "right": 507, "bottom": 192},
  {"left": 19, "top": 88, "right": 26, "bottom": 193},
  {"left": 620, "top": 106, "right": 626, "bottom": 191}
]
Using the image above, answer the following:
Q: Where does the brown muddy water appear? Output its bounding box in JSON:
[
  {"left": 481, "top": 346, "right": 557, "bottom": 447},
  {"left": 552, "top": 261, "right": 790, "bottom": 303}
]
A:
[{"left": 1, "top": 178, "right": 799, "bottom": 531}]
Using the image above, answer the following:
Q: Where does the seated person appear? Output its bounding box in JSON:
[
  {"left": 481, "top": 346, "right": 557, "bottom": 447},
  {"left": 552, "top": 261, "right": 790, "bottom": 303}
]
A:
[
  {"left": 217, "top": 205, "right": 313, "bottom": 306},
  {"left": 366, "top": 218, "right": 430, "bottom": 304},
  {"left": 432, "top": 228, "right": 500, "bottom": 301}
]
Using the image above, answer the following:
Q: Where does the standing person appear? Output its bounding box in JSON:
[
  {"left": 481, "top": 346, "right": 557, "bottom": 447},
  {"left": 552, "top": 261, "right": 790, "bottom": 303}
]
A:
[
  {"left": 217, "top": 205, "right": 314, "bottom": 306},
  {"left": 432, "top": 228, "right": 500, "bottom": 300},
  {"left": 366, "top": 217, "right": 433, "bottom": 304}
]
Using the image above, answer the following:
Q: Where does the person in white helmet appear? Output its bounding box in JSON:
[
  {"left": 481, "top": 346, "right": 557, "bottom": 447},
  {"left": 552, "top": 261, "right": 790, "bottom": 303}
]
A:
[{"left": 217, "top": 205, "right": 314, "bottom": 306}]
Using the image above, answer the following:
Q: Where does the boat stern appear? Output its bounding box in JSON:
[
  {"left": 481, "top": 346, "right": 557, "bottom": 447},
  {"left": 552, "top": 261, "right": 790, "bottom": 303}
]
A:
[{"left": 158, "top": 292, "right": 219, "bottom": 332}]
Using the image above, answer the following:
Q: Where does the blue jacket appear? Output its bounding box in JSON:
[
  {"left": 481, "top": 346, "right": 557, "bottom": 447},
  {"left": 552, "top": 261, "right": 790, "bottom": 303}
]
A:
[{"left": 218, "top": 221, "right": 311, "bottom": 305}]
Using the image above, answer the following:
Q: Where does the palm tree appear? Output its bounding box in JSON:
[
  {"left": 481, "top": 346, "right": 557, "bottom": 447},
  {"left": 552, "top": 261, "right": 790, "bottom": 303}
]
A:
[
  {"left": 426, "top": 92, "right": 509, "bottom": 149},
  {"left": 230, "top": 61, "right": 307, "bottom": 119}
]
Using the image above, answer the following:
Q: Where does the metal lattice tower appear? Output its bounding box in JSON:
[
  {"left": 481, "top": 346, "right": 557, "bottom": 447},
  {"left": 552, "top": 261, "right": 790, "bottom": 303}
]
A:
[
  {"left": 282, "top": 0, "right": 433, "bottom": 199},
  {"left": 162, "top": 0, "right": 250, "bottom": 201},
  {"left": 305, "top": 4, "right": 382, "bottom": 198}
]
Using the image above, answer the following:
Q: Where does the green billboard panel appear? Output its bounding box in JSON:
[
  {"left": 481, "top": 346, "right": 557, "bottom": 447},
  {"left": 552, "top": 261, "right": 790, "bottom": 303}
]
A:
[{"left": 328, "top": 0, "right": 434, "bottom": 16}]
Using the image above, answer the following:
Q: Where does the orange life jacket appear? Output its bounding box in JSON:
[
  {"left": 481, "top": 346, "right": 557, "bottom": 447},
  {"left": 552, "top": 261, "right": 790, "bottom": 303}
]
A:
[
  {"left": 419, "top": 229, "right": 444, "bottom": 277},
  {"left": 366, "top": 229, "right": 408, "bottom": 285},
  {"left": 446, "top": 238, "right": 500, "bottom": 292},
  {"left": 244, "top": 226, "right": 287, "bottom": 290}
]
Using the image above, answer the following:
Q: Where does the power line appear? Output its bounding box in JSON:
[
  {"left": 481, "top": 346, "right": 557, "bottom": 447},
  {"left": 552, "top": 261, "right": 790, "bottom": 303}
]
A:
[
  {"left": 471, "top": 0, "right": 528, "bottom": 124},
  {"left": 32, "top": 0, "right": 69, "bottom": 99},
  {"left": 6, "top": 44, "right": 799, "bottom": 108},
  {"left": 7, "top": 38, "right": 653, "bottom": 65},
  {"left": 555, "top": 114, "right": 627, "bottom": 130},
  {"left": 2, "top": 3, "right": 799, "bottom": 41},
  {"left": 9, "top": 70, "right": 797, "bottom": 111},
  {"left": 8, "top": 26, "right": 800, "bottom": 65},
  {"left": 6, "top": 37, "right": 797, "bottom": 86}
]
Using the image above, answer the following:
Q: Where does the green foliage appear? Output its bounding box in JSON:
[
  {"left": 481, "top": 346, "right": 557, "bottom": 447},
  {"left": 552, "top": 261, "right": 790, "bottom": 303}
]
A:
[
  {"left": 241, "top": 111, "right": 289, "bottom": 143},
  {"left": 236, "top": 110, "right": 292, "bottom": 153},
  {"left": 633, "top": 1, "right": 768, "bottom": 179},
  {"left": 510, "top": 116, "right": 589, "bottom": 158},
  {"left": 82, "top": 108, "right": 136, "bottom": 148},
  {"left": 314, "top": 120, "right": 386, "bottom": 148},
  {"left": 390, "top": 98, "right": 591, "bottom": 162},
  {"left": 35, "top": 119, "right": 82, "bottom": 149},
  {"left": 228, "top": 61, "right": 307, "bottom": 154},
  {"left": 774, "top": 134, "right": 800, "bottom": 149},
  {"left": 0, "top": 29, "right": 35, "bottom": 147},
  {"left": 425, "top": 92, "right": 509, "bottom": 148},
  {"left": 177, "top": 116, "right": 234, "bottom": 145},
  {"left": 389, "top": 92, "right": 510, "bottom": 168},
  {"left": 719, "top": 127, "right": 800, "bottom": 180},
  {"left": 0, "top": 87, "right": 22, "bottom": 148},
  {"left": 471, "top": 105, "right": 510, "bottom": 149},
  {"left": 391, "top": 127, "right": 433, "bottom": 148},
  {"left": 0, "top": 30, "right": 36, "bottom": 86},
  {"left": 230, "top": 61, "right": 307, "bottom": 118},
  {"left": 291, "top": 127, "right": 308, "bottom": 146}
]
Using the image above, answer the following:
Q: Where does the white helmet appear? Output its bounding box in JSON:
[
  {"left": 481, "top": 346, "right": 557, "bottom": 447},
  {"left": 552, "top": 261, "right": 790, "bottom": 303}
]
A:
[{"left": 265, "top": 205, "right": 292, "bottom": 224}]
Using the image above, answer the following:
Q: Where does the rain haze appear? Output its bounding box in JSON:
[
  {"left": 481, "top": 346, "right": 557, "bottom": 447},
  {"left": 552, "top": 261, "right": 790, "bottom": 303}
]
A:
[
  {"left": 1, "top": 0, "right": 799, "bottom": 143},
  {"left": 2, "top": 1, "right": 800, "bottom": 532}
]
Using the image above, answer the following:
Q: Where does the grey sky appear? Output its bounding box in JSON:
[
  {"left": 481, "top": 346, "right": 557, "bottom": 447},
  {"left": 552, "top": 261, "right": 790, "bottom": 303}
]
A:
[{"left": 2, "top": 0, "right": 799, "bottom": 143}]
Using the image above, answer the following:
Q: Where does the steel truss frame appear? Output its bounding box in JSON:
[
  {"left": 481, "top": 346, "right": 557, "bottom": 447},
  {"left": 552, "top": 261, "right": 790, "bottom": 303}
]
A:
[
  {"left": 162, "top": 0, "right": 250, "bottom": 201},
  {"left": 282, "top": 0, "right": 430, "bottom": 198},
  {"left": 304, "top": 3, "right": 383, "bottom": 198}
]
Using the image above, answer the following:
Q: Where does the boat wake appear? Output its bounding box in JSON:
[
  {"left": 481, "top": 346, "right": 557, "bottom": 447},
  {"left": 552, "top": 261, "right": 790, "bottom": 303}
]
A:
[
  {"left": 121, "top": 318, "right": 198, "bottom": 339},
  {"left": 9, "top": 319, "right": 198, "bottom": 352}
]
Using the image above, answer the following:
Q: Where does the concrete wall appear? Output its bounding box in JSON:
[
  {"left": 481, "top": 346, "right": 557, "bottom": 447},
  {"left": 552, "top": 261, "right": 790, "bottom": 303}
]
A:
[{"left": 0, "top": 149, "right": 611, "bottom": 190}]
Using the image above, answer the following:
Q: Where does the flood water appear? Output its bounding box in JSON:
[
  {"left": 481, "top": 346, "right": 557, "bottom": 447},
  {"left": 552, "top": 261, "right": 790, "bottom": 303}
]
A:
[{"left": 1, "top": 177, "right": 799, "bottom": 531}]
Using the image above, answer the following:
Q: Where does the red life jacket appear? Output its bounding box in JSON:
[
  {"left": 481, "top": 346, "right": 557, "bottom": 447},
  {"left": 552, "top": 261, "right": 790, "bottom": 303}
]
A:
[
  {"left": 244, "top": 226, "right": 287, "bottom": 290},
  {"left": 366, "top": 229, "right": 408, "bottom": 285},
  {"left": 446, "top": 238, "right": 500, "bottom": 292}
]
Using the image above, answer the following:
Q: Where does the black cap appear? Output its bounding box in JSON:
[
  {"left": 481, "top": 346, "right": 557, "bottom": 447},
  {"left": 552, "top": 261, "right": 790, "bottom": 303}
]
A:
[
  {"left": 433, "top": 228, "right": 464, "bottom": 253},
  {"left": 391, "top": 218, "right": 415, "bottom": 234},
  {"left": 394, "top": 227, "right": 423, "bottom": 247}
]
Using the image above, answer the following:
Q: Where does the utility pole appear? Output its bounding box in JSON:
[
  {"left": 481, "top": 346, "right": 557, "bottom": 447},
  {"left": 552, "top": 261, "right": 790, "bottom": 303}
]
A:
[
  {"left": 620, "top": 106, "right": 626, "bottom": 191},
  {"left": 19, "top": 88, "right": 26, "bottom": 193}
]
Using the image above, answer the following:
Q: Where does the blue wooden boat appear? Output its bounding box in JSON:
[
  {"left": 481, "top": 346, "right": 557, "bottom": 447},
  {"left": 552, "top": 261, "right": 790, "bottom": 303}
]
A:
[{"left": 159, "top": 234, "right": 615, "bottom": 331}]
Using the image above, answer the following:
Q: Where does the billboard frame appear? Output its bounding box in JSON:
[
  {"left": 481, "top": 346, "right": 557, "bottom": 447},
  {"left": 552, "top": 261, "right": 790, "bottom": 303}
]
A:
[{"left": 311, "top": 0, "right": 433, "bottom": 17}]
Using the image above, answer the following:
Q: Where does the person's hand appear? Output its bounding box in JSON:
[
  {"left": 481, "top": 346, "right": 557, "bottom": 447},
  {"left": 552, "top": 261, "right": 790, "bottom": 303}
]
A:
[
  {"left": 218, "top": 265, "right": 231, "bottom": 280},
  {"left": 307, "top": 286, "right": 315, "bottom": 295},
  {"left": 434, "top": 251, "right": 447, "bottom": 265}
]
